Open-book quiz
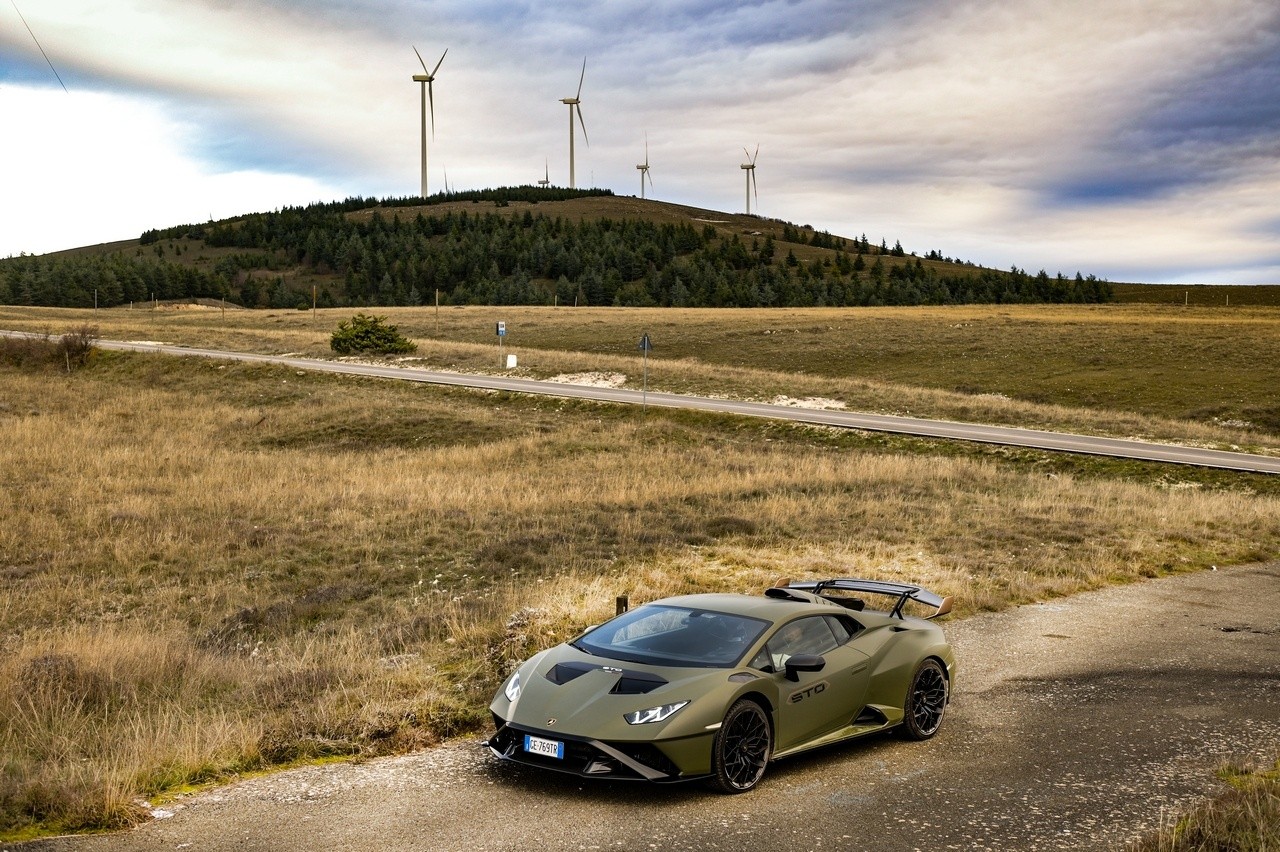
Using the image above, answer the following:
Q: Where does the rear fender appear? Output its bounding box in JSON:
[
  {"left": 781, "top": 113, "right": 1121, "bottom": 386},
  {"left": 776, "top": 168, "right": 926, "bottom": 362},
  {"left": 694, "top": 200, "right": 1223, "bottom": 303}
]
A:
[{"left": 865, "top": 639, "right": 955, "bottom": 710}]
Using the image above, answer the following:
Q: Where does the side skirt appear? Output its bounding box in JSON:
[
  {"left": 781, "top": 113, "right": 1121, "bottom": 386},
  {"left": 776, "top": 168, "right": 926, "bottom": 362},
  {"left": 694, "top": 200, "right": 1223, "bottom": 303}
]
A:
[{"left": 771, "top": 707, "right": 900, "bottom": 761}]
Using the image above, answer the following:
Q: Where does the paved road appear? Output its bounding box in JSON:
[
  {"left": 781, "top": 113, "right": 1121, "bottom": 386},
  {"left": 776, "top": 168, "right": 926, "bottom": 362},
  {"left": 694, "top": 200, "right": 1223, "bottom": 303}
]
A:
[
  {"left": 7, "top": 332, "right": 1275, "bottom": 475},
  {"left": 19, "top": 562, "right": 1280, "bottom": 852}
]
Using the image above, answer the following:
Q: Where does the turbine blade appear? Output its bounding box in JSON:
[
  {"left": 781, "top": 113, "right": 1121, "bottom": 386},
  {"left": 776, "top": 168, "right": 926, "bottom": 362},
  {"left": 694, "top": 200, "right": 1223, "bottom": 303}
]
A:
[
  {"left": 646, "top": 169, "right": 654, "bottom": 190},
  {"left": 752, "top": 169, "right": 759, "bottom": 203},
  {"left": 431, "top": 48, "right": 448, "bottom": 77},
  {"left": 14, "top": 0, "right": 68, "bottom": 92},
  {"left": 428, "top": 80, "right": 436, "bottom": 137},
  {"left": 413, "top": 45, "right": 429, "bottom": 73},
  {"left": 576, "top": 57, "right": 586, "bottom": 100},
  {"left": 576, "top": 104, "right": 588, "bottom": 146},
  {"left": 752, "top": 144, "right": 759, "bottom": 164},
  {"left": 743, "top": 146, "right": 752, "bottom": 163}
]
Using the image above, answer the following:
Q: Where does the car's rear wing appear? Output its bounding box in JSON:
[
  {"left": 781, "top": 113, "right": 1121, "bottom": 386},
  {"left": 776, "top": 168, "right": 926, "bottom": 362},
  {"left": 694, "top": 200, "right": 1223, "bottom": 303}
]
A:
[{"left": 783, "top": 578, "right": 954, "bottom": 620}]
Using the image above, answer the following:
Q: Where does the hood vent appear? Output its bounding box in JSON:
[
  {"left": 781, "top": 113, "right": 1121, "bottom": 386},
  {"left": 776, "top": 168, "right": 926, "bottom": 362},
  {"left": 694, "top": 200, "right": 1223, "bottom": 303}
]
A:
[
  {"left": 546, "top": 661, "right": 668, "bottom": 694},
  {"left": 546, "top": 661, "right": 596, "bottom": 684},
  {"left": 609, "top": 670, "right": 667, "bottom": 695}
]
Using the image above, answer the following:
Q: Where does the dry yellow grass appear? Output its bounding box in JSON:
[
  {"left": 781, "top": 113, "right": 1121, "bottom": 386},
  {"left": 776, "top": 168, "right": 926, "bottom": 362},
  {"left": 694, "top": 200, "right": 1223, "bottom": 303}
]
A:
[
  {"left": 1126, "top": 758, "right": 1280, "bottom": 851},
  {"left": 1, "top": 303, "right": 1277, "bottom": 453},
  {"left": 1, "top": 316, "right": 1278, "bottom": 837}
]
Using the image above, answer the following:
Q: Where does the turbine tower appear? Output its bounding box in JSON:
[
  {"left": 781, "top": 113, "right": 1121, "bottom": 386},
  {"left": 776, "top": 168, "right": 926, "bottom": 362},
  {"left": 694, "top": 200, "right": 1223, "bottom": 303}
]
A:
[
  {"left": 560, "top": 58, "right": 588, "bottom": 189},
  {"left": 636, "top": 136, "right": 653, "bottom": 199},
  {"left": 411, "top": 46, "right": 447, "bottom": 198},
  {"left": 740, "top": 145, "right": 759, "bottom": 215},
  {"left": 538, "top": 159, "right": 551, "bottom": 188}
]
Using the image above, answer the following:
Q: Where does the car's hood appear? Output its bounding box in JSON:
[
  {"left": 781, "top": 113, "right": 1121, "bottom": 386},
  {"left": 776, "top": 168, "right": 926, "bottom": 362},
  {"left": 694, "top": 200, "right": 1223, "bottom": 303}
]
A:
[{"left": 497, "top": 643, "right": 744, "bottom": 740}]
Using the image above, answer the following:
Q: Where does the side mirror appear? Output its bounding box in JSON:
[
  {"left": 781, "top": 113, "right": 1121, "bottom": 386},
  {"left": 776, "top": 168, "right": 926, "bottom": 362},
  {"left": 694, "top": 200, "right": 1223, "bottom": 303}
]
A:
[{"left": 785, "top": 654, "right": 826, "bottom": 682}]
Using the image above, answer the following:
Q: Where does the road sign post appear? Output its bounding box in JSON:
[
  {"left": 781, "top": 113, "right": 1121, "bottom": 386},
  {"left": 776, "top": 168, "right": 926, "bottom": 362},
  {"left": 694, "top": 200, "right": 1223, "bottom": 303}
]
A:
[{"left": 496, "top": 321, "right": 506, "bottom": 367}]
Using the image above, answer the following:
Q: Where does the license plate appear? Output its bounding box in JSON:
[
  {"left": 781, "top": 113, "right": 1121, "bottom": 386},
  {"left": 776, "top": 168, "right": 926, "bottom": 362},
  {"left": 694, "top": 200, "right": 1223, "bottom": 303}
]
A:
[{"left": 523, "top": 735, "right": 564, "bottom": 759}]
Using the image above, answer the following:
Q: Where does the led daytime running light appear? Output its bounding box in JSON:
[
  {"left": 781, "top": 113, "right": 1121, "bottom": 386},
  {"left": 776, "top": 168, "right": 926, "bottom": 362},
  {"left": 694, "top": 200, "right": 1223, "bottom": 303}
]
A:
[
  {"left": 624, "top": 700, "right": 689, "bottom": 725},
  {"left": 504, "top": 671, "right": 522, "bottom": 702}
]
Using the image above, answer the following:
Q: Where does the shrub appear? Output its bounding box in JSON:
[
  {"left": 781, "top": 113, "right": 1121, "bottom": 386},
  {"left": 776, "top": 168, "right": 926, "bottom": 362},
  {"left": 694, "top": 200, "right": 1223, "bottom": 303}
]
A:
[
  {"left": 329, "top": 314, "right": 417, "bottom": 355},
  {"left": 56, "top": 325, "right": 98, "bottom": 368},
  {"left": 0, "top": 332, "right": 53, "bottom": 367},
  {"left": 0, "top": 325, "right": 97, "bottom": 370}
]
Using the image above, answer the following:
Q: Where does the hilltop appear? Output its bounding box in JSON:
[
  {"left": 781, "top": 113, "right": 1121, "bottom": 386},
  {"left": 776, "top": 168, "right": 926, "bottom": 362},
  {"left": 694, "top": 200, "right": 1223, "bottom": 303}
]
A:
[{"left": 0, "top": 188, "right": 1112, "bottom": 309}]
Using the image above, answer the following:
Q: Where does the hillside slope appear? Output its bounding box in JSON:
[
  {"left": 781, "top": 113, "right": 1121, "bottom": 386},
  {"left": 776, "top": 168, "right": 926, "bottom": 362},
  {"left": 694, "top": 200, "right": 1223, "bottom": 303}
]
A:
[{"left": 0, "top": 189, "right": 1111, "bottom": 309}]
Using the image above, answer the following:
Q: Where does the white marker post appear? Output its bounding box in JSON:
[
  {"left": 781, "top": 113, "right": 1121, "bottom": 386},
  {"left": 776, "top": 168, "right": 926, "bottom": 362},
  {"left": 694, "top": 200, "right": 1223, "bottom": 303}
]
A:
[
  {"left": 496, "top": 321, "right": 507, "bottom": 368},
  {"left": 638, "top": 332, "right": 652, "bottom": 411}
]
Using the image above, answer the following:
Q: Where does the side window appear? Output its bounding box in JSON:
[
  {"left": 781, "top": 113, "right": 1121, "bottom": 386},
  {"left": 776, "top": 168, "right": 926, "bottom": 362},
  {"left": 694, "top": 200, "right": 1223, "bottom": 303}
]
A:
[
  {"left": 765, "top": 617, "right": 840, "bottom": 671},
  {"left": 825, "top": 616, "right": 851, "bottom": 645}
]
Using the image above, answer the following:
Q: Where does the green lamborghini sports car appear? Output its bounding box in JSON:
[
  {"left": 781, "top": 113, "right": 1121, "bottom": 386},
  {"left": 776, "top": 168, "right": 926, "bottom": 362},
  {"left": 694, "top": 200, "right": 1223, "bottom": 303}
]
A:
[{"left": 487, "top": 578, "right": 956, "bottom": 792}]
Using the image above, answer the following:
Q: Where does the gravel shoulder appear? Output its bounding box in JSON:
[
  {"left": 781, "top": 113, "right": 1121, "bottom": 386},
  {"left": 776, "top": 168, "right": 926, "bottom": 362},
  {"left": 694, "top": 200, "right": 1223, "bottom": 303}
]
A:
[{"left": 15, "top": 562, "right": 1280, "bottom": 852}]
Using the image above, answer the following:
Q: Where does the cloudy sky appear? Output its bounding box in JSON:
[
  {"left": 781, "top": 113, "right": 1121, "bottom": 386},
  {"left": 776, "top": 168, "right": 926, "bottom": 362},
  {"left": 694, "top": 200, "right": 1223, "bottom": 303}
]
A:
[{"left": 3, "top": 0, "right": 1279, "bottom": 284}]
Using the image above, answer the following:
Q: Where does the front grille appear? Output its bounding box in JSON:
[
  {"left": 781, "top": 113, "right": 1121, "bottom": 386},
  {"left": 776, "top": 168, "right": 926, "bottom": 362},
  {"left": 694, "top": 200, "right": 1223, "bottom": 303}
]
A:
[{"left": 489, "top": 722, "right": 685, "bottom": 781}]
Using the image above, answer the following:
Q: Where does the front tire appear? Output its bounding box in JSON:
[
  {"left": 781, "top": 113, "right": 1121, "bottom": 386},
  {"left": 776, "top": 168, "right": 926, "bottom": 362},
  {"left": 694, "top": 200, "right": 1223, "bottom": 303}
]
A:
[
  {"left": 898, "top": 658, "right": 948, "bottom": 740},
  {"left": 710, "top": 699, "right": 772, "bottom": 793}
]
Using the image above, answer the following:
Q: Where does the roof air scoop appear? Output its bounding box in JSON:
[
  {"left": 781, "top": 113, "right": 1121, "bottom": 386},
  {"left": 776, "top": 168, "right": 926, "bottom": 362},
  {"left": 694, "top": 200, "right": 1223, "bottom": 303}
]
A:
[{"left": 764, "top": 587, "right": 824, "bottom": 604}]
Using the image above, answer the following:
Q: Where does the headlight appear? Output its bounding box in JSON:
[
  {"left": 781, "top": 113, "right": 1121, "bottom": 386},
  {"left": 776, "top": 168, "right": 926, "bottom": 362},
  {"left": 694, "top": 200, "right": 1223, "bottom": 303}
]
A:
[
  {"left": 504, "top": 671, "right": 522, "bottom": 702},
  {"left": 624, "top": 700, "right": 689, "bottom": 725}
]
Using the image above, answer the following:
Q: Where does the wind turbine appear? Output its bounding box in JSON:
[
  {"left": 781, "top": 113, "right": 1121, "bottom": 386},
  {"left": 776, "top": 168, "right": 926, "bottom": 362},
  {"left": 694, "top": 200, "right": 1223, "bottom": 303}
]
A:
[
  {"left": 560, "top": 58, "right": 588, "bottom": 189},
  {"left": 740, "top": 145, "right": 759, "bottom": 215},
  {"left": 411, "top": 46, "right": 447, "bottom": 198},
  {"left": 636, "top": 136, "right": 653, "bottom": 199},
  {"left": 12, "top": 0, "right": 67, "bottom": 92},
  {"left": 538, "top": 158, "right": 551, "bottom": 188}
]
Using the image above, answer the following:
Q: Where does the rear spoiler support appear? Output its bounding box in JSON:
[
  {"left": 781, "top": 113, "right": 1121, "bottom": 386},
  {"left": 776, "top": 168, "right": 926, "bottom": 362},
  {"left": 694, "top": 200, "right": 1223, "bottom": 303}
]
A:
[{"left": 784, "top": 578, "right": 954, "bottom": 620}]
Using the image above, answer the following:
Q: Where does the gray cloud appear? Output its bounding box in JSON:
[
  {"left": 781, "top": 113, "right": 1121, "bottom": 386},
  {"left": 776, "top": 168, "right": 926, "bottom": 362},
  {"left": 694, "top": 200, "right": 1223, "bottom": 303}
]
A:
[{"left": 3, "top": 0, "right": 1279, "bottom": 281}]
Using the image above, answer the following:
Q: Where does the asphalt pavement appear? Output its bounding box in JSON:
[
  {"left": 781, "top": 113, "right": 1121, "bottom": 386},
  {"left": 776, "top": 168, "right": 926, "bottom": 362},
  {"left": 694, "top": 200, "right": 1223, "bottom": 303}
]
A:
[{"left": 17, "top": 562, "right": 1280, "bottom": 852}]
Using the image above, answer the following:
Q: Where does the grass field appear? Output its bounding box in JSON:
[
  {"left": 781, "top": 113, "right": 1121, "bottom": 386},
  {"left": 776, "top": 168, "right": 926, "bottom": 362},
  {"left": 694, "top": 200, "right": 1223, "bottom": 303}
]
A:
[
  {"left": 1112, "top": 282, "right": 1280, "bottom": 307},
  {"left": 1, "top": 305, "right": 1278, "bottom": 840},
  {"left": 2, "top": 303, "right": 1278, "bottom": 452}
]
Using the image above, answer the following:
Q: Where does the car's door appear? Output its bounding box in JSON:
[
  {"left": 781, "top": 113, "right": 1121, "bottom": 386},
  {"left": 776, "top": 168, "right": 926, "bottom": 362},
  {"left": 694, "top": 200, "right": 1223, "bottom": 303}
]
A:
[{"left": 753, "top": 615, "right": 871, "bottom": 751}]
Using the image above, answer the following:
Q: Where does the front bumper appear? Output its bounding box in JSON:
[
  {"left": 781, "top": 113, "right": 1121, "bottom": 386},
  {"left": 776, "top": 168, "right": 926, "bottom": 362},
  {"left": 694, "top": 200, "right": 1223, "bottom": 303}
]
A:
[{"left": 486, "top": 716, "right": 702, "bottom": 782}]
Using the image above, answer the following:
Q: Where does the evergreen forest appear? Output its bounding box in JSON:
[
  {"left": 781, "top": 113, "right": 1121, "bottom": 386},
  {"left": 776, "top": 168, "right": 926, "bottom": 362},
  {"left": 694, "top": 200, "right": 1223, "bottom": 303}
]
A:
[{"left": 0, "top": 188, "right": 1113, "bottom": 309}]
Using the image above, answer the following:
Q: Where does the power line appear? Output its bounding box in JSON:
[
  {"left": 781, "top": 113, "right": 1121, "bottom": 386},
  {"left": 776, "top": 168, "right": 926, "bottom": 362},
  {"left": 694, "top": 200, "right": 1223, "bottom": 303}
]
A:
[{"left": 10, "top": 0, "right": 68, "bottom": 92}]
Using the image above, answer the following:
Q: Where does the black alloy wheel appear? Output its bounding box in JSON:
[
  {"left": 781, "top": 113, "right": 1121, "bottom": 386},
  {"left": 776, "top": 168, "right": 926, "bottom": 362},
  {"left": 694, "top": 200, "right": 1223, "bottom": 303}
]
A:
[
  {"left": 710, "top": 698, "right": 772, "bottom": 793},
  {"left": 899, "top": 658, "right": 948, "bottom": 740}
]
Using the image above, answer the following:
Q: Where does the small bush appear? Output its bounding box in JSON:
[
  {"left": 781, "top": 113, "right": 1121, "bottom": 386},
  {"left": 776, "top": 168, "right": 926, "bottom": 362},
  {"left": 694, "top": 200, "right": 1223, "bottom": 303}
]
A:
[
  {"left": 57, "top": 325, "right": 98, "bottom": 367},
  {"left": 329, "top": 314, "right": 417, "bottom": 355},
  {"left": 0, "top": 333, "right": 54, "bottom": 367},
  {"left": 0, "top": 325, "right": 97, "bottom": 370}
]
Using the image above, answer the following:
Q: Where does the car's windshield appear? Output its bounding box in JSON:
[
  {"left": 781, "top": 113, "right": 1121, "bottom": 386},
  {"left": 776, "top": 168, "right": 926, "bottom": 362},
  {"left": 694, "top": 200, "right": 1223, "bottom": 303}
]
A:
[{"left": 571, "top": 605, "right": 770, "bottom": 668}]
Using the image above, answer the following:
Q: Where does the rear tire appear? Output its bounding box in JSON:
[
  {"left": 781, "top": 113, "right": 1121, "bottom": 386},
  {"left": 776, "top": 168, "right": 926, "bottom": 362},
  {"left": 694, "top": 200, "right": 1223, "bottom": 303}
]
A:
[
  {"left": 709, "top": 699, "right": 772, "bottom": 793},
  {"left": 898, "top": 658, "right": 948, "bottom": 740}
]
